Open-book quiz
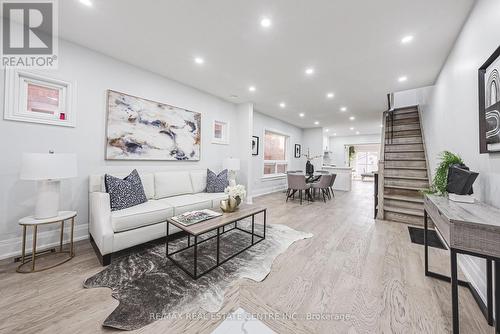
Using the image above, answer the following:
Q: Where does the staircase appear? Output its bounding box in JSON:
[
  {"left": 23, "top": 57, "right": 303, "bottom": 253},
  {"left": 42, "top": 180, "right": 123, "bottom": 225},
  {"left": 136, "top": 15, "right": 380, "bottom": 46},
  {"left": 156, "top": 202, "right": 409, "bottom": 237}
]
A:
[{"left": 377, "top": 106, "right": 431, "bottom": 226}]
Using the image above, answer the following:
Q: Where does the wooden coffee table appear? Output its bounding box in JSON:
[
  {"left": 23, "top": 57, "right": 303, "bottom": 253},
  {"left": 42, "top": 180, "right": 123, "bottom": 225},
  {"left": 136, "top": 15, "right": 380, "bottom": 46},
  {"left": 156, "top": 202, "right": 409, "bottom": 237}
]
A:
[{"left": 166, "top": 205, "right": 267, "bottom": 279}]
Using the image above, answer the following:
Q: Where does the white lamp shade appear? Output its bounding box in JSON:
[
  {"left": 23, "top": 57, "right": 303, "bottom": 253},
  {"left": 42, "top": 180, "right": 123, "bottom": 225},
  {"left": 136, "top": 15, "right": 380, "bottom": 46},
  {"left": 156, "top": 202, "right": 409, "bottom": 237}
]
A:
[
  {"left": 20, "top": 153, "right": 77, "bottom": 180},
  {"left": 223, "top": 158, "right": 240, "bottom": 171}
]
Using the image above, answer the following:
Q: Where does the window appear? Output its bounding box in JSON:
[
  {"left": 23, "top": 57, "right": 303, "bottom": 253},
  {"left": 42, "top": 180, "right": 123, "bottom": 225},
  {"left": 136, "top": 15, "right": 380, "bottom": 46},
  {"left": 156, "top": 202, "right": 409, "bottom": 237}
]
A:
[{"left": 263, "top": 130, "right": 288, "bottom": 175}]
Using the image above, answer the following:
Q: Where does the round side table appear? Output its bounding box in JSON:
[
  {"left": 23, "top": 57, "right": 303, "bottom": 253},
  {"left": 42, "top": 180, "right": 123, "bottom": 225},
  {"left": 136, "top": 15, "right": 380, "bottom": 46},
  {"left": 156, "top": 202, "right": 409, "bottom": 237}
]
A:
[{"left": 17, "top": 211, "right": 77, "bottom": 273}]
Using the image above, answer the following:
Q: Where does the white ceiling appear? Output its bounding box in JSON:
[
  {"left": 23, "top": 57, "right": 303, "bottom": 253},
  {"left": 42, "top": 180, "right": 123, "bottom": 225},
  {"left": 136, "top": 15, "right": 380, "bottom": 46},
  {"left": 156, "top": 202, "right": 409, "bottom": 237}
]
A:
[{"left": 59, "top": 0, "right": 475, "bottom": 136}]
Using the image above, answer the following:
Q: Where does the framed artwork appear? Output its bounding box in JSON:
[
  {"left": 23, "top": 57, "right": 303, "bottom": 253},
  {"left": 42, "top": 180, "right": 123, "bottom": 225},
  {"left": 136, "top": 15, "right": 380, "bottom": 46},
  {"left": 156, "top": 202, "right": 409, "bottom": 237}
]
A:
[
  {"left": 212, "top": 120, "right": 229, "bottom": 145},
  {"left": 294, "top": 144, "right": 301, "bottom": 158},
  {"left": 252, "top": 136, "right": 259, "bottom": 155},
  {"left": 4, "top": 69, "right": 76, "bottom": 127},
  {"left": 105, "top": 90, "right": 201, "bottom": 160},
  {"left": 479, "top": 45, "right": 500, "bottom": 153}
]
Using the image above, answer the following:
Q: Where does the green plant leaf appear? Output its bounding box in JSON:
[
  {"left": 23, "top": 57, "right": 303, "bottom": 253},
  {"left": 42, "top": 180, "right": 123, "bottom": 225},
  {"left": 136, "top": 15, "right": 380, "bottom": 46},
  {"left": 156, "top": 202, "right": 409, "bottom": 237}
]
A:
[{"left": 429, "top": 151, "right": 463, "bottom": 195}]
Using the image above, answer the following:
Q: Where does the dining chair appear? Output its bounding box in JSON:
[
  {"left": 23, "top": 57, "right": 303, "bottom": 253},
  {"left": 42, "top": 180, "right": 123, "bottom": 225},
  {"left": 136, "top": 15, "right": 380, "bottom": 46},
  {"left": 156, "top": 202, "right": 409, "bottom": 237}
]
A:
[
  {"left": 286, "top": 174, "right": 312, "bottom": 205},
  {"left": 329, "top": 174, "right": 337, "bottom": 198},
  {"left": 311, "top": 174, "right": 333, "bottom": 202}
]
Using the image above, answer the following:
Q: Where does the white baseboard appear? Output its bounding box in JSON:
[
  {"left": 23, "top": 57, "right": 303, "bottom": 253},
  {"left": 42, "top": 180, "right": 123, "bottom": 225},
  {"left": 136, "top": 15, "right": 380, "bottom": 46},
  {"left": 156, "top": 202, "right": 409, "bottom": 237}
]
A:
[
  {"left": 458, "top": 254, "right": 487, "bottom": 304},
  {"left": 0, "top": 224, "right": 89, "bottom": 261},
  {"left": 251, "top": 185, "right": 287, "bottom": 198}
]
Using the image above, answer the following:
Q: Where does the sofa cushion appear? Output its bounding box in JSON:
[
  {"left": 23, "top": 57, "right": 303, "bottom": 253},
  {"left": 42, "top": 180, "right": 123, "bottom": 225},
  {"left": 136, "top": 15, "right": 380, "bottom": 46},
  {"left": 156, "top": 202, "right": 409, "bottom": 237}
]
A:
[
  {"left": 206, "top": 169, "right": 229, "bottom": 193},
  {"left": 193, "top": 192, "right": 227, "bottom": 207},
  {"left": 111, "top": 200, "right": 173, "bottom": 232},
  {"left": 105, "top": 170, "right": 148, "bottom": 211},
  {"left": 190, "top": 170, "right": 207, "bottom": 193},
  {"left": 155, "top": 171, "right": 193, "bottom": 199},
  {"left": 158, "top": 194, "right": 213, "bottom": 215}
]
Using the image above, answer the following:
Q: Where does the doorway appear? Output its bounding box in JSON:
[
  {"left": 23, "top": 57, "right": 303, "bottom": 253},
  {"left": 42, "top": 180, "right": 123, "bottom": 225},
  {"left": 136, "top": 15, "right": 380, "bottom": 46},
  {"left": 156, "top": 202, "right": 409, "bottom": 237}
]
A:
[{"left": 344, "top": 143, "right": 380, "bottom": 180}]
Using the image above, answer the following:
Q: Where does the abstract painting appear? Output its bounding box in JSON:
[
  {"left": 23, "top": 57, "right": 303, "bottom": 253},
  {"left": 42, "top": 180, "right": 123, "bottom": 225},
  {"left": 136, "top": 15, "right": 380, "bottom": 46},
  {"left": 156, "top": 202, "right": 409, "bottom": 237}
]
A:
[
  {"left": 105, "top": 90, "right": 201, "bottom": 160},
  {"left": 479, "top": 46, "right": 500, "bottom": 153}
]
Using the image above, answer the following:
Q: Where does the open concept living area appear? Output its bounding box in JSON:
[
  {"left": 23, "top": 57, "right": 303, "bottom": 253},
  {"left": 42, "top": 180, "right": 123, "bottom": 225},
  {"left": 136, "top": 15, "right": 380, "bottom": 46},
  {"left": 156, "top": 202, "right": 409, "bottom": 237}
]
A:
[{"left": 1, "top": 0, "right": 500, "bottom": 333}]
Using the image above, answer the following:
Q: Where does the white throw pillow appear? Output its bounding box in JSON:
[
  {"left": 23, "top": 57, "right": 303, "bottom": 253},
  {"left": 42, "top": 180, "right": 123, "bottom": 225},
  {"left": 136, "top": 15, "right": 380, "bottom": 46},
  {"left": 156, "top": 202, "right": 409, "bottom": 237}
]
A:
[
  {"left": 190, "top": 170, "right": 207, "bottom": 193},
  {"left": 155, "top": 171, "right": 193, "bottom": 199}
]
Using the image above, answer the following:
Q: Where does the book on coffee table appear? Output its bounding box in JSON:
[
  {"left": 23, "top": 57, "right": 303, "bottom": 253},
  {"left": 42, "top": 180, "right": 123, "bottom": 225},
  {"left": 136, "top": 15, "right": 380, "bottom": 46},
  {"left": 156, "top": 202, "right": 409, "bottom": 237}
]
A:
[{"left": 170, "top": 209, "right": 223, "bottom": 226}]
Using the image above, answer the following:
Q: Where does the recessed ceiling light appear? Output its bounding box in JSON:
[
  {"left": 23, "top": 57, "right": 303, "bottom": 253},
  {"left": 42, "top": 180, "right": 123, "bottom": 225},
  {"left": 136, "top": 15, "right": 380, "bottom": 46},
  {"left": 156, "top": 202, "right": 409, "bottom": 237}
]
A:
[
  {"left": 380, "top": 124, "right": 383, "bottom": 128},
  {"left": 398, "top": 76, "right": 408, "bottom": 82},
  {"left": 314, "top": 121, "right": 319, "bottom": 125},
  {"left": 305, "top": 67, "right": 315, "bottom": 75},
  {"left": 349, "top": 116, "right": 355, "bottom": 121},
  {"left": 248, "top": 86, "right": 256, "bottom": 92},
  {"left": 340, "top": 106, "right": 347, "bottom": 112},
  {"left": 349, "top": 127, "right": 354, "bottom": 131},
  {"left": 401, "top": 35, "right": 414, "bottom": 44},
  {"left": 79, "top": 0, "right": 93, "bottom": 6},
  {"left": 326, "top": 92, "right": 334, "bottom": 99},
  {"left": 356, "top": 131, "right": 360, "bottom": 135},
  {"left": 194, "top": 57, "right": 204, "bottom": 65},
  {"left": 260, "top": 17, "right": 272, "bottom": 28},
  {"left": 325, "top": 129, "right": 329, "bottom": 132},
  {"left": 279, "top": 102, "right": 286, "bottom": 108},
  {"left": 299, "top": 113, "right": 305, "bottom": 117}
]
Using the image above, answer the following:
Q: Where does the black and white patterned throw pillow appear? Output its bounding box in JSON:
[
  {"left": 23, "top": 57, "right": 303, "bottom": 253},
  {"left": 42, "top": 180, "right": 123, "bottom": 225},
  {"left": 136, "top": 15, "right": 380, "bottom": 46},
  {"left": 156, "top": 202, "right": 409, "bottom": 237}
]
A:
[
  {"left": 105, "top": 169, "right": 148, "bottom": 211},
  {"left": 206, "top": 169, "right": 229, "bottom": 193}
]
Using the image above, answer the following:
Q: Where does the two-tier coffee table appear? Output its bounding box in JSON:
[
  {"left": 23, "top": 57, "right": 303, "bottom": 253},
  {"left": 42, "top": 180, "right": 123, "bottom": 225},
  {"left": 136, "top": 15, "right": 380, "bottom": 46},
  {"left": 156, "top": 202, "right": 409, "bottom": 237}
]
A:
[{"left": 166, "top": 205, "right": 266, "bottom": 279}]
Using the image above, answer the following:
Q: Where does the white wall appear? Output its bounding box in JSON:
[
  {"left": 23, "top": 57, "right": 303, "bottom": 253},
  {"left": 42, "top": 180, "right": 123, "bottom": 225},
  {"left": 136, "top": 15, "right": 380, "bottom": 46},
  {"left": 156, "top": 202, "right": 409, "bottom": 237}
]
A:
[
  {"left": 419, "top": 0, "right": 500, "bottom": 303},
  {"left": 0, "top": 39, "right": 239, "bottom": 259},
  {"left": 393, "top": 86, "right": 434, "bottom": 109},
  {"left": 302, "top": 128, "right": 324, "bottom": 171},
  {"left": 251, "top": 111, "right": 303, "bottom": 196},
  {"left": 328, "top": 134, "right": 381, "bottom": 167}
]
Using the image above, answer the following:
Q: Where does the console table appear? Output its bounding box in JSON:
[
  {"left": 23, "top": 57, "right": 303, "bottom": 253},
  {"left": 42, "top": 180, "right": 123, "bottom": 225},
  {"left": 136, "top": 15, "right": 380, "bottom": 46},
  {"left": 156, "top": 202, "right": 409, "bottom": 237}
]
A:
[{"left": 424, "top": 194, "right": 500, "bottom": 334}]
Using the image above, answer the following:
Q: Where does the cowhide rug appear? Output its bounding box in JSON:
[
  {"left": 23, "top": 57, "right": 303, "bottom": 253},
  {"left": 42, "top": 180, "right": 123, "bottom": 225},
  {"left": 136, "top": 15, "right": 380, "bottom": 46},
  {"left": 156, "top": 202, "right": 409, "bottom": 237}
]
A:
[{"left": 83, "top": 221, "right": 312, "bottom": 330}]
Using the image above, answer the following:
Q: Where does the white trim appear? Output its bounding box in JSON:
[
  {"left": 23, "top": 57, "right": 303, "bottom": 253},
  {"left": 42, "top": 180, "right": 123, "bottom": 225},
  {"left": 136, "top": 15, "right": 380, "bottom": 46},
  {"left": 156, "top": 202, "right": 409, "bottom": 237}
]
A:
[
  {"left": 261, "top": 173, "right": 286, "bottom": 181},
  {"left": 4, "top": 69, "right": 76, "bottom": 127},
  {"left": 0, "top": 224, "right": 89, "bottom": 261},
  {"left": 252, "top": 185, "right": 287, "bottom": 198}
]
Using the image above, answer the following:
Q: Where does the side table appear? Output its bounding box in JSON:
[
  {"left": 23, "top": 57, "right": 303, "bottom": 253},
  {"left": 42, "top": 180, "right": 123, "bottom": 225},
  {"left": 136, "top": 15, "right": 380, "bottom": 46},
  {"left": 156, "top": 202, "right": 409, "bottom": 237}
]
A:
[{"left": 17, "top": 211, "right": 77, "bottom": 273}]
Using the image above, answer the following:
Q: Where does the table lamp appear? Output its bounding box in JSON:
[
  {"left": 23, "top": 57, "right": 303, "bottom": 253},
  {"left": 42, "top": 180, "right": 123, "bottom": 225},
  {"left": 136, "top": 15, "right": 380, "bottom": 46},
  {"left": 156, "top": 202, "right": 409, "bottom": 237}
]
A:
[
  {"left": 223, "top": 157, "right": 240, "bottom": 187},
  {"left": 20, "top": 152, "right": 77, "bottom": 219}
]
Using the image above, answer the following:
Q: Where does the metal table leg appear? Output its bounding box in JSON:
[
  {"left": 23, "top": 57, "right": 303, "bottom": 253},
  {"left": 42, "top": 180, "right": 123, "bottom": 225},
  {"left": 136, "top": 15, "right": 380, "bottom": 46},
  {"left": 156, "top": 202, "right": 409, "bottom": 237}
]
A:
[
  {"left": 451, "top": 248, "right": 459, "bottom": 334},
  {"left": 31, "top": 225, "right": 38, "bottom": 272},
  {"left": 496, "top": 261, "right": 500, "bottom": 334}
]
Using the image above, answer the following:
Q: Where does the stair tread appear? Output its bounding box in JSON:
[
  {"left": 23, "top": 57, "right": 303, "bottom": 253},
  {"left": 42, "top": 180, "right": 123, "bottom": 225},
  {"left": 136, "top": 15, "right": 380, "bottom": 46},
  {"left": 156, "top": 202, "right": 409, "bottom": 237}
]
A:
[
  {"left": 384, "top": 205, "right": 424, "bottom": 217},
  {"left": 385, "top": 150, "right": 424, "bottom": 153},
  {"left": 384, "top": 166, "right": 427, "bottom": 170},
  {"left": 384, "top": 184, "right": 426, "bottom": 191},
  {"left": 385, "top": 176, "right": 428, "bottom": 181},
  {"left": 384, "top": 158, "right": 426, "bottom": 161},
  {"left": 384, "top": 195, "right": 424, "bottom": 203}
]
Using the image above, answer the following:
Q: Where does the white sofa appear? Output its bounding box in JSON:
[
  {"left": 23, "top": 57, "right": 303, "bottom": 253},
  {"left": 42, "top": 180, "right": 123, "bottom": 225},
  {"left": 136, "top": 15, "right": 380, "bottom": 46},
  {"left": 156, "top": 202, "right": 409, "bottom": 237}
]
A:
[{"left": 89, "top": 170, "right": 227, "bottom": 265}]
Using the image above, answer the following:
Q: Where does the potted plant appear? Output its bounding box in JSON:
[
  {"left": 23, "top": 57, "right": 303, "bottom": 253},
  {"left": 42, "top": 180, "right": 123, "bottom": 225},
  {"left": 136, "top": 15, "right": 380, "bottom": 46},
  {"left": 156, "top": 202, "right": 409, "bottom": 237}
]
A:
[{"left": 425, "top": 151, "right": 463, "bottom": 195}]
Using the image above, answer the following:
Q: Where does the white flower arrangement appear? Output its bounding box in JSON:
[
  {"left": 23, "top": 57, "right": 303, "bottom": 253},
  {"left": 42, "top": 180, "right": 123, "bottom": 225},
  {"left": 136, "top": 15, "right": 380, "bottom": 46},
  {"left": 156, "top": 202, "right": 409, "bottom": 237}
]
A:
[{"left": 224, "top": 184, "right": 246, "bottom": 199}]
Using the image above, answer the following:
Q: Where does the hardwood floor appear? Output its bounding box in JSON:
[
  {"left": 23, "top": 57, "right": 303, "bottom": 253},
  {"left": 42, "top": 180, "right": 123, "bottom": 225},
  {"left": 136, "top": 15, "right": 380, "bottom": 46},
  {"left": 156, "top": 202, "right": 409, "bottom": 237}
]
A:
[{"left": 0, "top": 181, "right": 494, "bottom": 333}]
